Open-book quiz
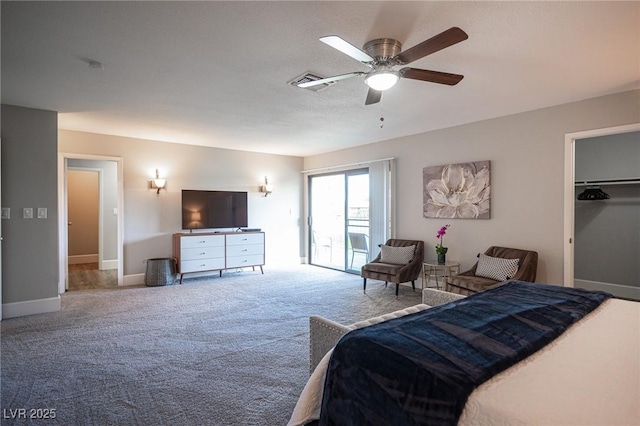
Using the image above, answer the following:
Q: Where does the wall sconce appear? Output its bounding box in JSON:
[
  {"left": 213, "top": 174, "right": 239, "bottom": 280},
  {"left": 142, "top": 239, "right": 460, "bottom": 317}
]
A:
[
  {"left": 259, "top": 176, "right": 273, "bottom": 197},
  {"left": 150, "top": 169, "right": 166, "bottom": 194}
]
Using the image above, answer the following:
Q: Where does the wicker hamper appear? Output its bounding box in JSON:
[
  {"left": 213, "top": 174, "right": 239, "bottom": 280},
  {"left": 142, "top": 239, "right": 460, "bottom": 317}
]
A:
[{"left": 144, "top": 258, "right": 177, "bottom": 286}]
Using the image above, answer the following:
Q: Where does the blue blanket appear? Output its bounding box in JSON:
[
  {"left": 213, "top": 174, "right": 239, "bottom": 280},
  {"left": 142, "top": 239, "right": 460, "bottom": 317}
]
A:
[{"left": 318, "top": 281, "right": 611, "bottom": 426}]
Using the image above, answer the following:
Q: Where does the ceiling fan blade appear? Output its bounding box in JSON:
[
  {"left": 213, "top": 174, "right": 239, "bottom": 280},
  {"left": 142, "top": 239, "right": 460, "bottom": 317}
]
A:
[
  {"left": 365, "top": 88, "right": 382, "bottom": 105},
  {"left": 320, "top": 35, "right": 374, "bottom": 63},
  {"left": 395, "top": 27, "right": 468, "bottom": 65},
  {"left": 297, "top": 72, "right": 364, "bottom": 88},
  {"left": 401, "top": 68, "right": 464, "bottom": 86}
]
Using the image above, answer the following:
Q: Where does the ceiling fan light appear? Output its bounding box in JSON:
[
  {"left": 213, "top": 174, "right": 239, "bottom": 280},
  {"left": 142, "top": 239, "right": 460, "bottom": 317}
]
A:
[{"left": 365, "top": 70, "right": 399, "bottom": 91}]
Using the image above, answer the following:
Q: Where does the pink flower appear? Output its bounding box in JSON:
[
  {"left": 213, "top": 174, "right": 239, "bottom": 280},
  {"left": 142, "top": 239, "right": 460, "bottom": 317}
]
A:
[
  {"left": 436, "top": 226, "right": 448, "bottom": 238},
  {"left": 435, "top": 224, "right": 450, "bottom": 254}
]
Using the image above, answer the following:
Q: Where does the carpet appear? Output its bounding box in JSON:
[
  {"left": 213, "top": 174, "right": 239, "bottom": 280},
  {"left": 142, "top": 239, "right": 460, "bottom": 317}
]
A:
[{"left": 1, "top": 265, "right": 421, "bottom": 425}]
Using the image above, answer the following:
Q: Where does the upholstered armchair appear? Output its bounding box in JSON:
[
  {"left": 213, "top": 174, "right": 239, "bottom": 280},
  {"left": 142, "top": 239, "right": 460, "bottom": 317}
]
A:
[
  {"left": 361, "top": 239, "right": 424, "bottom": 297},
  {"left": 445, "top": 246, "right": 538, "bottom": 296}
]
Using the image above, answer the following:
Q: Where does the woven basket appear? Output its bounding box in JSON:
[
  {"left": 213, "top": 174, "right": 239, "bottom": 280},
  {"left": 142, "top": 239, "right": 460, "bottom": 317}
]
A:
[{"left": 144, "top": 258, "right": 177, "bottom": 287}]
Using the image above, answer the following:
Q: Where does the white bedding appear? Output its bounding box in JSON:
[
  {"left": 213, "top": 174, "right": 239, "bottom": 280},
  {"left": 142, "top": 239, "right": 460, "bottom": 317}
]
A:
[
  {"left": 459, "top": 298, "right": 639, "bottom": 425},
  {"left": 290, "top": 298, "right": 640, "bottom": 426}
]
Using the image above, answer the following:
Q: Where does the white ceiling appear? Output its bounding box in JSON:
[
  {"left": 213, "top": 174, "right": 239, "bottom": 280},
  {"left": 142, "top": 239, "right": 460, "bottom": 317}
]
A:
[{"left": 2, "top": 1, "right": 639, "bottom": 157}]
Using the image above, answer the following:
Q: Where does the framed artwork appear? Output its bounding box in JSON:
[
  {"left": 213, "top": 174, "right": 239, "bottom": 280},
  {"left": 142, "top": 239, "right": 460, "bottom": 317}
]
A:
[{"left": 423, "top": 160, "right": 491, "bottom": 219}]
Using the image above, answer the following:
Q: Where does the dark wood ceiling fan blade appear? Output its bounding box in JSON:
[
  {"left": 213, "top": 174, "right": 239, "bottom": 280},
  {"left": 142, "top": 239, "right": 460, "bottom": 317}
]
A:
[
  {"left": 297, "top": 72, "right": 364, "bottom": 88},
  {"left": 401, "top": 68, "right": 464, "bottom": 85},
  {"left": 365, "top": 88, "right": 382, "bottom": 105},
  {"left": 395, "top": 27, "right": 468, "bottom": 65}
]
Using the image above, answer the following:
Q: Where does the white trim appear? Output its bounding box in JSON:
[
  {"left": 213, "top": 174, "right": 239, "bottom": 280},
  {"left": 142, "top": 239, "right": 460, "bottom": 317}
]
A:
[
  {"left": 563, "top": 123, "right": 640, "bottom": 288},
  {"left": 575, "top": 279, "right": 640, "bottom": 301},
  {"left": 302, "top": 157, "right": 395, "bottom": 175},
  {"left": 123, "top": 273, "right": 145, "bottom": 286},
  {"left": 2, "top": 296, "right": 61, "bottom": 319},
  {"left": 68, "top": 254, "right": 99, "bottom": 264},
  {"left": 101, "top": 259, "right": 118, "bottom": 270}
]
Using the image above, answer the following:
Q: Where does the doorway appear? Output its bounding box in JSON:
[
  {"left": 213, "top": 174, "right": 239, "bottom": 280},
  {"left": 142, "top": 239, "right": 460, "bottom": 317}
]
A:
[
  {"left": 309, "top": 169, "right": 370, "bottom": 273},
  {"left": 66, "top": 168, "right": 117, "bottom": 290},
  {"left": 58, "top": 154, "right": 124, "bottom": 293},
  {"left": 564, "top": 124, "right": 640, "bottom": 299}
]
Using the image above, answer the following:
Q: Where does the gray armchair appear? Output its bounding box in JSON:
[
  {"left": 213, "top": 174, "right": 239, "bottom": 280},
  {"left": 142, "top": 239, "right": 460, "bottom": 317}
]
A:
[
  {"left": 361, "top": 239, "right": 424, "bottom": 297},
  {"left": 445, "top": 246, "right": 538, "bottom": 296}
]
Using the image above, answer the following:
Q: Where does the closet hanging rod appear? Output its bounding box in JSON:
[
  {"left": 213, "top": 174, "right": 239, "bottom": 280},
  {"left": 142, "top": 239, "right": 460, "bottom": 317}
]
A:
[{"left": 575, "top": 178, "right": 640, "bottom": 187}]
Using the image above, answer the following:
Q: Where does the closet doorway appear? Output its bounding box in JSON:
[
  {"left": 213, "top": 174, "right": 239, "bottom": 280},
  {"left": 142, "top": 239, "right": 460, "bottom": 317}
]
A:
[{"left": 564, "top": 124, "right": 640, "bottom": 300}]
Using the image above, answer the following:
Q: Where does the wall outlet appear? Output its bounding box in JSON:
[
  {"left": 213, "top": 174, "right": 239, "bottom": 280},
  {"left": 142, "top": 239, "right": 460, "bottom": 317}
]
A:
[
  {"left": 1, "top": 207, "right": 9, "bottom": 219},
  {"left": 23, "top": 208, "right": 33, "bottom": 219},
  {"left": 37, "top": 207, "right": 47, "bottom": 219}
]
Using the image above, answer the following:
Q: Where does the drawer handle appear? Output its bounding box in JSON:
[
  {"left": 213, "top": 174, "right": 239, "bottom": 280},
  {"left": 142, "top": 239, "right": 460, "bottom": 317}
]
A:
[
  {"left": 201, "top": 252, "right": 206, "bottom": 255},
  {"left": 242, "top": 249, "right": 248, "bottom": 252}
]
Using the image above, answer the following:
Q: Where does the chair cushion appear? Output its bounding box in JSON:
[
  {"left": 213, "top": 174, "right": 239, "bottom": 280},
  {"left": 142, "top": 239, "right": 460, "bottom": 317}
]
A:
[
  {"left": 362, "top": 262, "right": 403, "bottom": 275},
  {"left": 446, "top": 275, "right": 499, "bottom": 294},
  {"left": 380, "top": 244, "right": 415, "bottom": 265},
  {"left": 475, "top": 253, "right": 519, "bottom": 281}
]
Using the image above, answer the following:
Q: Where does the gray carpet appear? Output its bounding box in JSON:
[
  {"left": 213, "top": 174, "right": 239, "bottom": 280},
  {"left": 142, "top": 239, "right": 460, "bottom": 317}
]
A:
[{"left": 1, "top": 265, "right": 422, "bottom": 425}]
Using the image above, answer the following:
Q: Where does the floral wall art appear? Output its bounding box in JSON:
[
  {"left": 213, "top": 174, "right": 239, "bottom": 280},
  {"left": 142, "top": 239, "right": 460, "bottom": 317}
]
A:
[{"left": 423, "top": 161, "right": 491, "bottom": 219}]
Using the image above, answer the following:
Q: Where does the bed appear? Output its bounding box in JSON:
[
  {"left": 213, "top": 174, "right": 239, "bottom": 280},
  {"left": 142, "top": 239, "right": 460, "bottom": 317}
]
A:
[{"left": 289, "top": 281, "right": 640, "bottom": 425}]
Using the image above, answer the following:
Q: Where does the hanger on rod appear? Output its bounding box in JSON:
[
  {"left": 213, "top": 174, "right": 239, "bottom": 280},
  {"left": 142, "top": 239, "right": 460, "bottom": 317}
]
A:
[{"left": 577, "top": 186, "right": 610, "bottom": 200}]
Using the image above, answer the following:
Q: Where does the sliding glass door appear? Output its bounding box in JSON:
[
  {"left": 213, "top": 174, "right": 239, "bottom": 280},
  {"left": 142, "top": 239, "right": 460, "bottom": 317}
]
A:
[{"left": 309, "top": 169, "right": 370, "bottom": 272}]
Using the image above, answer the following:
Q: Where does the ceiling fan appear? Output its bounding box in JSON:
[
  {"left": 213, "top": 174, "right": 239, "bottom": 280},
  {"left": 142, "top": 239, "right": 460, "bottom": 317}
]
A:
[{"left": 298, "top": 27, "right": 468, "bottom": 105}]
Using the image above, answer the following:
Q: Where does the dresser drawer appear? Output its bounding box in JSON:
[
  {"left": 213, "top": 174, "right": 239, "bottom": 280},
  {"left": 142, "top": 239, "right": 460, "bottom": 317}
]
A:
[
  {"left": 226, "top": 233, "right": 264, "bottom": 246},
  {"left": 180, "top": 234, "right": 225, "bottom": 249},
  {"left": 180, "top": 258, "right": 226, "bottom": 273},
  {"left": 226, "top": 244, "right": 264, "bottom": 257},
  {"left": 181, "top": 246, "right": 225, "bottom": 261},
  {"left": 226, "top": 254, "right": 264, "bottom": 269}
]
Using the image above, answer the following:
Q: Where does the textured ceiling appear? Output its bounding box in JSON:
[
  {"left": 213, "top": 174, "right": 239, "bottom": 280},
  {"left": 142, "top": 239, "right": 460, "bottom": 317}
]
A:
[{"left": 2, "top": 1, "right": 639, "bottom": 157}]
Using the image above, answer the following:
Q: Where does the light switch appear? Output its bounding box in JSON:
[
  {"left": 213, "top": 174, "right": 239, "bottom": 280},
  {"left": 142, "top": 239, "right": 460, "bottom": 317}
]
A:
[
  {"left": 1, "top": 208, "right": 9, "bottom": 219},
  {"left": 23, "top": 208, "right": 33, "bottom": 219},
  {"left": 37, "top": 208, "right": 47, "bottom": 219}
]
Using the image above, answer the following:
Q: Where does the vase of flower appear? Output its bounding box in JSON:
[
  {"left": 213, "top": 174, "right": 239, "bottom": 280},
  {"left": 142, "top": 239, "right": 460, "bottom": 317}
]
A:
[
  {"left": 435, "top": 224, "right": 451, "bottom": 265},
  {"left": 437, "top": 247, "right": 448, "bottom": 264}
]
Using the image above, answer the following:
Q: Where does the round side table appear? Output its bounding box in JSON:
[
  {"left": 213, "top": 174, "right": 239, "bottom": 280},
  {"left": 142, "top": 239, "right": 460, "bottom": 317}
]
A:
[{"left": 422, "top": 261, "right": 461, "bottom": 290}]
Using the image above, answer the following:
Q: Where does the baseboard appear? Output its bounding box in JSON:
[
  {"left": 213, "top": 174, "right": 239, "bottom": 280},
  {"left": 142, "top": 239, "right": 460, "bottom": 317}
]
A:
[
  {"left": 2, "top": 296, "right": 61, "bottom": 319},
  {"left": 575, "top": 279, "right": 640, "bottom": 301},
  {"left": 123, "top": 273, "right": 145, "bottom": 286},
  {"left": 100, "top": 259, "right": 118, "bottom": 270},
  {"left": 69, "top": 254, "right": 98, "bottom": 264}
]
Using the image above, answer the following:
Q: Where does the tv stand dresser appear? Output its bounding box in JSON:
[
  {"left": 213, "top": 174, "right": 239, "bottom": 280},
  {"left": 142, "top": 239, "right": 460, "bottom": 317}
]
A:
[{"left": 173, "top": 231, "right": 265, "bottom": 283}]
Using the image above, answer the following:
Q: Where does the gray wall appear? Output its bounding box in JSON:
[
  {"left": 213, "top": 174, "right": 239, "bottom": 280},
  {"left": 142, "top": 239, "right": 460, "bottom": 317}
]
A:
[
  {"left": 59, "top": 131, "right": 304, "bottom": 276},
  {"left": 1, "top": 105, "right": 59, "bottom": 304},
  {"left": 574, "top": 131, "right": 640, "bottom": 288},
  {"left": 303, "top": 89, "right": 640, "bottom": 286}
]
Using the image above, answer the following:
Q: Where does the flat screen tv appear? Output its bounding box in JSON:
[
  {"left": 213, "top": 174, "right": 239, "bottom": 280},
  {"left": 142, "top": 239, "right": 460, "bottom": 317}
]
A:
[{"left": 182, "top": 190, "right": 248, "bottom": 230}]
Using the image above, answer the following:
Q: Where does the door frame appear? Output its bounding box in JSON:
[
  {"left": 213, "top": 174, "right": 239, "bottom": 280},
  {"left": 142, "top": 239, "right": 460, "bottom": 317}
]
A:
[
  {"left": 563, "top": 122, "right": 640, "bottom": 287},
  {"left": 58, "top": 153, "right": 124, "bottom": 293}
]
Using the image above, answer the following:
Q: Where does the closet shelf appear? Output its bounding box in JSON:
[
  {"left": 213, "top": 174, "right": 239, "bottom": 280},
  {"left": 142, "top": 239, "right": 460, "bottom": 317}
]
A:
[{"left": 575, "top": 178, "right": 640, "bottom": 187}]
